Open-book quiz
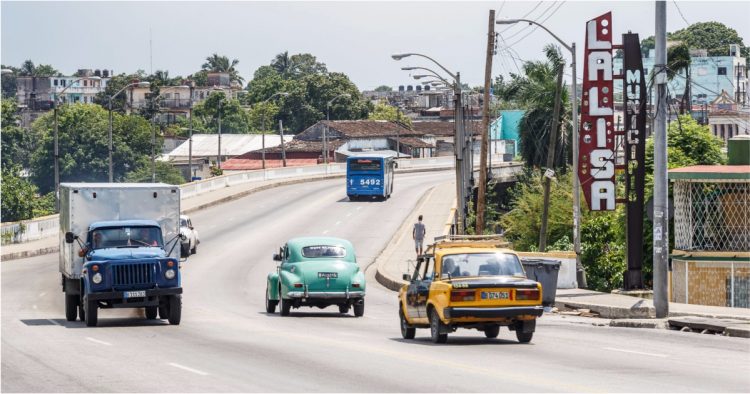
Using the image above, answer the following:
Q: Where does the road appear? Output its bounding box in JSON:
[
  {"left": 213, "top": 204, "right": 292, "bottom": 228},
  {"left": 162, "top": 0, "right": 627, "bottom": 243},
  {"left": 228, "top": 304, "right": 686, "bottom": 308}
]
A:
[{"left": 3, "top": 171, "right": 749, "bottom": 392}]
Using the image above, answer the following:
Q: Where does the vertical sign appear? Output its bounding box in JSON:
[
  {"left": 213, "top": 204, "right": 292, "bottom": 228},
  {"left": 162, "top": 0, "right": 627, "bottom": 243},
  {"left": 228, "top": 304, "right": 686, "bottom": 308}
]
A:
[
  {"left": 622, "top": 33, "right": 647, "bottom": 289},
  {"left": 578, "top": 12, "right": 615, "bottom": 211}
]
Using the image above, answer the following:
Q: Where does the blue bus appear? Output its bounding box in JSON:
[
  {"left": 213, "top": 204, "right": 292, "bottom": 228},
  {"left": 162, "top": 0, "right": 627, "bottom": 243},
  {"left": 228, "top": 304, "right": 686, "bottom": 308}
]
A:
[{"left": 346, "top": 154, "right": 396, "bottom": 201}]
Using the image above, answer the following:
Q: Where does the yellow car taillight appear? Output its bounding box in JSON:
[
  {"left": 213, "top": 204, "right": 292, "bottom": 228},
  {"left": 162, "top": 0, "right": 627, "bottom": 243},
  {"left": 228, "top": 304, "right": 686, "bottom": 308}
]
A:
[
  {"left": 450, "top": 290, "right": 475, "bottom": 302},
  {"left": 516, "top": 288, "right": 540, "bottom": 300}
]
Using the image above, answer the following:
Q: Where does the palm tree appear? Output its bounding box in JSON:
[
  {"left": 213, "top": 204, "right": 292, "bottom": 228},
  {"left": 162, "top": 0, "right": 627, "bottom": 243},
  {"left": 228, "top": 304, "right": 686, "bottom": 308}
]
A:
[
  {"left": 201, "top": 53, "right": 244, "bottom": 85},
  {"left": 271, "top": 51, "right": 293, "bottom": 77},
  {"left": 667, "top": 43, "right": 691, "bottom": 114}
]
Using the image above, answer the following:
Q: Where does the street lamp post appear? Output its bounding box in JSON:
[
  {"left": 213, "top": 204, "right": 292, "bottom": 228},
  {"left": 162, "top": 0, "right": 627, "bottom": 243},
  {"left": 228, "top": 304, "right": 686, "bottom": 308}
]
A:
[
  {"left": 497, "top": 18, "right": 584, "bottom": 286},
  {"left": 324, "top": 93, "right": 351, "bottom": 165},
  {"left": 393, "top": 53, "right": 468, "bottom": 234},
  {"left": 53, "top": 76, "right": 99, "bottom": 209},
  {"left": 108, "top": 81, "right": 150, "bottom": 182},
  {"left": 258, "top": 92, "right": 289, "bottom": 170}
]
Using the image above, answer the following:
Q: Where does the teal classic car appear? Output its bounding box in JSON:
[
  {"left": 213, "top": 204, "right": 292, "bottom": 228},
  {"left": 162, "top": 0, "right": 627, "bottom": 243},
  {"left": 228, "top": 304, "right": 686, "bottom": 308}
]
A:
[{"left": 265, "top": 237, "right": 366, "bottom": 316}]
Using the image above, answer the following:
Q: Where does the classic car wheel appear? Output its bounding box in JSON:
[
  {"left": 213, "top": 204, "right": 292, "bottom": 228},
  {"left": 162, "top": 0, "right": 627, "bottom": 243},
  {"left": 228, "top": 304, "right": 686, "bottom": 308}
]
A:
[
  {"left": 353, "top": 301, "right": 364, "bottom": 317},
  {"left": 265, "top": 287, "right": 278, "bottom": 313},
  {"left": 399, "top": 308, "right": 415, "bottom": 339},
  {"left": 145, "top": 306, "right": 158, "bottom": 320},
  {"left": 484, "top": 325, "right": 500, "bottom": 338},
  {"left": 338, "top": 305, "right": 350, "bottom": 314},
  {"left": 65, "top": 294, "right": 78, "bottom": 321},
  {"left": 516, "top": 330, "right": 533, "bottom": 343},
  {"left": 167, "top": 295, "right": 182, "bottom": 325},
  {"left": 280, "top": 297, "right": 292, "bottom": 316},
  {"left": 84, "top": 300, "right": 98, "bottom": 327},
  {"left": 429, "top": 308, "right": 448, "bottom": 344}
]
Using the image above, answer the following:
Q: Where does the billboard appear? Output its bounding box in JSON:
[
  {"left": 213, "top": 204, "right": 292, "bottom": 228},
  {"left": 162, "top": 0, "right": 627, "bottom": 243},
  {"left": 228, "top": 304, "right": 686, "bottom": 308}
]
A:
[{"left": 578, "top": 12, "right": 615, "bottom": 211}]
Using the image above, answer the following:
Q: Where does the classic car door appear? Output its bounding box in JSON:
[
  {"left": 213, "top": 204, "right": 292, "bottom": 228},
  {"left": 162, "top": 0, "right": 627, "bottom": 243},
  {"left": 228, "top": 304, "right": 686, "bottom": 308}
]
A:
[
  {"left": 415, "top": 255, "right": 435, "bottom": 318},
  {"left": 405, "top": 258, "right": 423, "bottom": 319}
]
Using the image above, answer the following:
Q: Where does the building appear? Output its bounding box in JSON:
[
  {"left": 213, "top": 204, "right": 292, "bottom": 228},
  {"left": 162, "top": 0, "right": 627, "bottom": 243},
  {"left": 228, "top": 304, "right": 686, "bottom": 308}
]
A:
[
  {"left": 669, "top": 136, "right": 750, "bottom": 308},
  {"left": 613, "top": 44, "right": 748, "bottom": 106},
  {"left": 221, "top": 139, "right": 345, "bottom": 171}
]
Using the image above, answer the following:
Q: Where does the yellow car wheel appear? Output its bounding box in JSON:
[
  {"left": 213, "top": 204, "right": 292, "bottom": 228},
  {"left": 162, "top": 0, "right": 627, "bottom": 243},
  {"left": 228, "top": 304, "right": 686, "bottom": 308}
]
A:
[
  {"left": 429, "top": 308, "right": 448, "bottom": 344},
  {"left": 400, "top": 308, "right": 415, "bottom": 339}
]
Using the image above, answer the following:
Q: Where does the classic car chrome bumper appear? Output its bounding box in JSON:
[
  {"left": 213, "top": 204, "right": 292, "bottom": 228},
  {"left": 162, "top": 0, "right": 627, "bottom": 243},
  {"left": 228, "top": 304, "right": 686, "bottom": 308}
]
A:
[{"left": 287, "top": 290, "right": 365, "bottom": 299}]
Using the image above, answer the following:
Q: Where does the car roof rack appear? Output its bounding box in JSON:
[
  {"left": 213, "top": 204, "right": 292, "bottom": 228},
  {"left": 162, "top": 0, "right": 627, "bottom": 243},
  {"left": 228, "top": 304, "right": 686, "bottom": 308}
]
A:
[{"left": 432, "top": 234, "right": 510, "bottom": 248}]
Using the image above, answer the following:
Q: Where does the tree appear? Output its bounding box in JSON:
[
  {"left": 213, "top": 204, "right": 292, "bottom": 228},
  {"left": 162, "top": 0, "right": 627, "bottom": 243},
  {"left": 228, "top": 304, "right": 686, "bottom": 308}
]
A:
[
  {"left": 247, "top": 102, "right": 280, "bottom": 133},
  {"left": 201, "top": 53, "right": 244, "bottom": 85},
  {"left": 29, "top": 103, "right": 155, "bottom": 193},
  {"left": 374, "top": 85, "right": 393, "bottom": 92},
  {"left": 271, "top": 51, "right": 293, "bottom": 77},
  {"left": 191, "top": 91, "right": 252, "bottom": 134},
  {"left": 17, "top": 60, "right": 58, "bottom": 77},
  {"left": 1, "top": 166, "right": 37, "bottom": 222},
  {"left": 1, "top": 64, "right": 19, "bottom": 98},
  {"left": 641, "top": 22, "right": 749, "bottom": 66},
  {"left": 667, "top": 44, "right": 691, "bottom": 114},
  {"left": 1, "top": 98, "right": 35, "bottom": 170},
  {"left": 125, "top": 158, "right": 186, "bottom": 184},
  {"left": 368, "top": 101, "right": 412, "bottom": 128},
  {"left": 147, "top": 70, "right": 183, "bottom": 87},
  {"left": 93, "top": 72, "right": 148, "bottom": 112}
]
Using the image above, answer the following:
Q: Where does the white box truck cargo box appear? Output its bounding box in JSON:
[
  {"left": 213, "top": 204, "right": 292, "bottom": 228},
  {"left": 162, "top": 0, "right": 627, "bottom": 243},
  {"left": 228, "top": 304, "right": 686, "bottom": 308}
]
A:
[{"left": 59, "top": 183, "right": 181, "bottom": 279}]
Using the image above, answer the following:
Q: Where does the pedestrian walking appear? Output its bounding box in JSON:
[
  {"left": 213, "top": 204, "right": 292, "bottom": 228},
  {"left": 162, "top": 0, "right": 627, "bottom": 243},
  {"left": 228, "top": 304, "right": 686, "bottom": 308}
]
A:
[{"left": 413, "top": 214, "right": 426, "bottom": 257}]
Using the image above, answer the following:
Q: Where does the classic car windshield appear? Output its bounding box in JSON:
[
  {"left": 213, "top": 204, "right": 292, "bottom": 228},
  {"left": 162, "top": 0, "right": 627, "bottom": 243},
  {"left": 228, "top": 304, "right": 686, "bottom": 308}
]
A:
[
  {"left": 301, "top": 245, "right": 347, "bottom": 258},
  {"left": 90, "top": 226, "right": 163, "bottom": 249},
  {"left": 441, "top": 253, "right": 524, "bottom": 278}
]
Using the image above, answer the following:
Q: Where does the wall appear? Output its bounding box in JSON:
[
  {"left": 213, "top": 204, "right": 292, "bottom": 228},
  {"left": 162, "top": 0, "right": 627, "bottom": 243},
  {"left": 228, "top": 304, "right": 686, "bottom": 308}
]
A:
[{"left": 671, "top": 258, "right": 750, "bottom": 308}]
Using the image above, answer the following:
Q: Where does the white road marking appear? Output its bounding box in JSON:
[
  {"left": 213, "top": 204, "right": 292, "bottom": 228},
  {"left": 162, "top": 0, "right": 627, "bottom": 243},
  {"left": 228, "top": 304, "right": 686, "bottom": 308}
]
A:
[
  {"left": 38, "top": 292, "right": 47, "bottom": 297},
  {"left": 32, "top": 305, "right": 38, "bottom": 310},
  {"left": 335, "top": 221, "right": 342, "bottom": 226},
  {"left": 47, "top": 319, "right": 61, "bottom": 326},
  {"left": 603, "top": 347, "right": 667, "bottom": 358},
  {"left": 323, "top": 230, "right": 329, "bottom": 235},
  {"left": 168, "top": 362, "right": 209, "bottom": 376},
  {"left": 86, "top": 337, "right": 112, "bottom": 346}
]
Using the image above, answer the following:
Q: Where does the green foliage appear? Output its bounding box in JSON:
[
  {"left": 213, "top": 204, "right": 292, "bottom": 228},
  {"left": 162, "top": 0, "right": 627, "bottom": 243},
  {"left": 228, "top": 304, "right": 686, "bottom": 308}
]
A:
[
  {"left": 374, "top": 85, "right": 393, "bottom": 92},
  {"left": 368, "top": 101, "right": 412, "bottom": 128},
  {"left": 93, "top": 72, "right": 148, "bottom": 111},
  {"left": 202, "top": 53, "right": 244, "bottom": 85},
  {"left": 125, "top": 158, "right": 186, "bottom": 184},
  {"left": 29, "top": 103, "right": 155, "bottom": 193},
  {"left": 1, "top": 98, "right": 35, "bottom": 170},
  {"left": 2, "top": 167, "right": 38, "bottom": 221},
  {"left": 191, "top": 91, "right": 252, "bottom": 134},
  {"left": 641, "top": 21, "right": 749, "bottom": 65},
  {"left": 1, "top": 65, "right": 19, "bottom": 97},
  {"left": 580, "top": 211, "right": 627, "bottom": 292},
  {"left": 271, "top": 52, "right": 328, "bottom": 79},
  {"left": 247, "top": 102, "right": 280, "bottom": 133},
  {"left": 18, "top": 60, "right": 58, "bottom": 77},
  {"left": 146, "top": 70, "right": 184, "bottom": 87},
  {"left": 499, "top": 168, "right": 573, "bottom": 251}
]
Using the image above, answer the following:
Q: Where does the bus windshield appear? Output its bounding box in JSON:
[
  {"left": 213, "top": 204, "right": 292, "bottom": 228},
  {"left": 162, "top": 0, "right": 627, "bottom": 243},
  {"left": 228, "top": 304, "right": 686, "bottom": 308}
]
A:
[{"left": 349, "top": 159, "right": 382, "bottom": 172}]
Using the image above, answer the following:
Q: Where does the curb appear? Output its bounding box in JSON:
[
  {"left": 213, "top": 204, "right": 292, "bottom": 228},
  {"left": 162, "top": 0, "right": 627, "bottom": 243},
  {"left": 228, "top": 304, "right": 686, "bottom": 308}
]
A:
[
  {"left": 609, "top": 319, "right": 669, "bottom": 329},
  {"left": 557, "top": 300, "right": 654, "bottom": 319},
  {"left": 373, "top": 185, "right": 440, "bottom": 292},
  {"left": 1, "top": 246, "right": 59, "bottom": 262}
]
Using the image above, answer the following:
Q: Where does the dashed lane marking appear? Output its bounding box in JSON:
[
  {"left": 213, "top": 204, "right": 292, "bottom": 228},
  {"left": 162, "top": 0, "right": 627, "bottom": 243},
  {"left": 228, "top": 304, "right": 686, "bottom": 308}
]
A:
[
  {"left": 86, "top": 337, "right": 112, "bottom": 346},
  {"left": 335, "top": 221, "right": 342, "bottom": 226},
  {"left": 168, "top": 362, "right": 209, "bottom": 376},
  {"left": 39, "top": 292, "right": 47, "bottom": 297},
  {"left": 603, "top": 347, "right": 668, "bottom": 358}
]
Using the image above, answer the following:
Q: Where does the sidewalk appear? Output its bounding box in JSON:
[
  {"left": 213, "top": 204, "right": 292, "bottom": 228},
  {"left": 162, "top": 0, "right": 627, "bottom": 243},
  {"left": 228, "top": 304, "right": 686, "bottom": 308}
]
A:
[
  {"left": 375, "top": 181, "right": 456, "bottom": 291},
  {"left": 0, "top": 173, "right": 343, "bottom": 261}
]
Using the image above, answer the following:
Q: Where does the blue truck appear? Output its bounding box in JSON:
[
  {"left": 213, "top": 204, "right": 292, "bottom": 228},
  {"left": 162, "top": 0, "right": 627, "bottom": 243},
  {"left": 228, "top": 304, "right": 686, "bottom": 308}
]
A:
[{"left": 59, "top": 183, "right": 185, "bottom": 327}]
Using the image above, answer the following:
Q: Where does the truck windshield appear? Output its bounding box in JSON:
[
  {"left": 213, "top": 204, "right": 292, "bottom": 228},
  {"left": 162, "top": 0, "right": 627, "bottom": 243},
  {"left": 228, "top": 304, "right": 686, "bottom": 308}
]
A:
[
  {"left": 440, "top": 253, "right": 524, "bottom": 278},
  {"left": 90, "top": 226, "right": 163, "bottom": 249}
]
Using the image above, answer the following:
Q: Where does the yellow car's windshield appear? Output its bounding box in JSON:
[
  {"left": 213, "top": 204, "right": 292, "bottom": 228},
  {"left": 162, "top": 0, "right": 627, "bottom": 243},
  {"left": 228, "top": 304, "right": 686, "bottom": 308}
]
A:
[{"left": 441, "top": 253, "right": 524, "bottom": 278}]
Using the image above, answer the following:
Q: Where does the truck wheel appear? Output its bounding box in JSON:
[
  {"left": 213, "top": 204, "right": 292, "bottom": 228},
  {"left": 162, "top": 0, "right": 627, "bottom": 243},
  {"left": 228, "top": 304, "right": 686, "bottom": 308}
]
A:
[
  {"left": 265, "top": 287, "right": 278, "bottom": 313},
  {"left": 65, "top": 294, "right": 78, "bottom": 321},
  {"left": 400, "top": 308, "right": 415, "bottom": 339},
  {"left": 181, "top": 243, "right": 190, "bottom": 258},
  {"left": 516, "top": 330, "right": 533, "bottom": 343},
  {"left": 280, "top": 297, "right": 292, "bottom": 316},
  {"left": 353, "top": 301, "right": 365, "bottom": 317},
  {"left": 338, "top": 305, "right": 350, "bottom": 314},
  {"left": 484, "top": 325, "right": 500, "bottom": 338},
  {"left": 429, "top": 308, "right": 448, "bottom": 344},
  {"left": 85, "top": 300, "right": 98, "bottom": 327},
  {"left": 159, "top": 304, "right": 168, "bottom": 319},
  {"left": 145, "top": 306, "right": 158, "bottom": 320},
  {"left": 167, "top": 295, "right": 181, "bottom": 325}
]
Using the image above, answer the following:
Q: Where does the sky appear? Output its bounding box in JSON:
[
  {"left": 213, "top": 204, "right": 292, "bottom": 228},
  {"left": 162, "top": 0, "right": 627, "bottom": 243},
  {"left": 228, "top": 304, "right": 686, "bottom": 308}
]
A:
[{"left": 2, "top": 1, "right": 749, "bottom": 90}]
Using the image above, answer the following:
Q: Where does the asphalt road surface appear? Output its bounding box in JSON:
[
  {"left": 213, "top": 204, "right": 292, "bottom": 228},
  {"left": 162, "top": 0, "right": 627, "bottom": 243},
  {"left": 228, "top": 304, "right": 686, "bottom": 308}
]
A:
[{"left": 3, "top": 171, "right": 749, "bottom": 392}]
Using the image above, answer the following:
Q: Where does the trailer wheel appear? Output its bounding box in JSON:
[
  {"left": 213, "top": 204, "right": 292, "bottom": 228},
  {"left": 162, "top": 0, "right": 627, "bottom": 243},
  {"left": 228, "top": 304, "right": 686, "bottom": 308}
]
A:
[
  {"left": 145, "top": 306, "right": 158, "bottom": 320},
  {"left": 167, "top": 295, "right": 181, "bottom": 325},
  {"left": 65, "top": 294, "right": 78, "bottom": 321},
  {"left": 84, "top": 300, "right": 98, "bottom": 327}
]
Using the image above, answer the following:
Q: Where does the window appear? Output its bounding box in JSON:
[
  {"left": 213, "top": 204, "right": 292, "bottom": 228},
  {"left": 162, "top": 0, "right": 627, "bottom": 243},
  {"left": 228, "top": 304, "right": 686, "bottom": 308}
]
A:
[
  {"left": 718, "top": 67, "right": 727, "bottom": 76},
  {"left": 61, "top": 80, "right": 66, "bottom": 87},
  {"left": 349, "top": 159, "right": 382, "bottom": 171},
  {"left": 301, "top": 245, "right": 346, "bottom": 258},
  {"left": 441, "top": 253, "right": 525, "bottom": 278},
  {"left": 54, "top": 79, "right": 58, "bottom": 86}
]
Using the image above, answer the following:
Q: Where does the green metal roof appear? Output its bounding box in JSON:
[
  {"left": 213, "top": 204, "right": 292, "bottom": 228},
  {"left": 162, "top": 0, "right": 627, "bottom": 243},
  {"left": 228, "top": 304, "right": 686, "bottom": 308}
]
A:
[{"left": 668, "top": 165, "right": 750, "bottom": 180}]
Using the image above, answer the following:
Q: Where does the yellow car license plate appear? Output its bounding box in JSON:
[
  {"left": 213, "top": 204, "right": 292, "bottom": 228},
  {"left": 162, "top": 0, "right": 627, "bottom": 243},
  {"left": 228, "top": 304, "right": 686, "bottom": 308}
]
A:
[{"left": 482, "top": 291, "right": 509, "bottom": 300}]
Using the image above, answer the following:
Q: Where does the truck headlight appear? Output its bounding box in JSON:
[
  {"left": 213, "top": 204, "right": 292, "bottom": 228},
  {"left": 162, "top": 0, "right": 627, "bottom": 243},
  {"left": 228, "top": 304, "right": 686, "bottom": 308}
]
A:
[
  {"left": 92, "top": 273, "right": 102, "bottom": 284},
  {"left": 165, "top": 269, "right": 176, "bottom": 280}
]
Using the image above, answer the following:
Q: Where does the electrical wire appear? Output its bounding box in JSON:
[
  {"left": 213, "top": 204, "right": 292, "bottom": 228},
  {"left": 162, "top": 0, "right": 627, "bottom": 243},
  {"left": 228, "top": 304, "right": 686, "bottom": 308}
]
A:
[
  {"left": 498, "top": 1, "right": 543, "bottom": 34},
  {"left": 502, "top": 1, "right": 558, "bottom": 41},
  {"left": 505, "top": 1, "right": 567, "bottom": 49}
]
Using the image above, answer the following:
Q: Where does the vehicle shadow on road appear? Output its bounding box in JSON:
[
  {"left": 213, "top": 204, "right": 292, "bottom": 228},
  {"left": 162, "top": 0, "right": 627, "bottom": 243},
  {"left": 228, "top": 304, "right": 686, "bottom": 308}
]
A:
[
  {"left": 259, "top": 311, "right": 356, "bottom": 318},
  {"left": 21, "top": 318, "right": 170, "bottom": 328},
  {"left": 388, "top": 336, "right": 529, "bottom": 346}
]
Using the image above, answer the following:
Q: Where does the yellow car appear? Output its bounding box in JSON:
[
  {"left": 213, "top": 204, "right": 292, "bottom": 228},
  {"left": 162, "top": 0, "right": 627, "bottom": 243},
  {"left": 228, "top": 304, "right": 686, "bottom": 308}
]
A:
[{"left": 398, "top": 236, "right": 543, "bottom": 343}]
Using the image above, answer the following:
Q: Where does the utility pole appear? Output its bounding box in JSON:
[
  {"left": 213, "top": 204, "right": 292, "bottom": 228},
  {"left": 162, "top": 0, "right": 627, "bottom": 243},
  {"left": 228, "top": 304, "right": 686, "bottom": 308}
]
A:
[
  {"left": 217, "top": 100, "right": 222, "bottom": 170},
  {"left": 653, "top": 0, "right": 669, "bottom": 318},
  {"left": 188, "top": 87, "right": 194, "bottom": 181},
  {"left": 454, "top": 72, "right": 466, "bottom": 234},
  {"left": 279, "top": 119, "right": 287, "bottom": 167},
  {"left": 476, "top": 9, "right": 495, "bottom": 235},
  {"left": 539, "top": 61, "right": 565, "bottom": 252}
]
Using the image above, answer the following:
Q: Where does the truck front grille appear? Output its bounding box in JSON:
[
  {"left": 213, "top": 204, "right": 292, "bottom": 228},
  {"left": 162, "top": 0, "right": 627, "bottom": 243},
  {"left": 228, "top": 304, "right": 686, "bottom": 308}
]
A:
[{"left": 112, "top": 263, "right": 157, "bottom": 287}]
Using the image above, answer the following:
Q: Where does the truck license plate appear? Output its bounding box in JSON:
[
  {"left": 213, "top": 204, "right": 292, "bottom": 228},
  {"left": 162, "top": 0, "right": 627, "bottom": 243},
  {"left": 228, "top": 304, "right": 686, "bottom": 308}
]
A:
[
  {"left": 124, "top": 290, "right": 146, "bottom": 298},
  {"left": 482, "top": 291, "right": 509, "bottom": 300}
]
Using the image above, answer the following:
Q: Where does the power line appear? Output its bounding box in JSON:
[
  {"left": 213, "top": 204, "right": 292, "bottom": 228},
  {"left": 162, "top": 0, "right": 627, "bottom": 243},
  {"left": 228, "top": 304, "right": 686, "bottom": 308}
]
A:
[
  {"left": 505, "top": 1, "right": 566, "bottom": 49},
  {"left": 502, "top": 1, "right": 558, "bottom": 41},
  {"left": 498, "top": 1, "right": 543, "bottom": 34}
]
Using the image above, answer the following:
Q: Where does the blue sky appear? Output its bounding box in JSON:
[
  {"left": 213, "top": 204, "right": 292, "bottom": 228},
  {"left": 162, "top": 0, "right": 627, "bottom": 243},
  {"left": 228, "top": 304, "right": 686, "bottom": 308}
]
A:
[{"left": 2, "top": 1, "right": 749, "bottom": 90}]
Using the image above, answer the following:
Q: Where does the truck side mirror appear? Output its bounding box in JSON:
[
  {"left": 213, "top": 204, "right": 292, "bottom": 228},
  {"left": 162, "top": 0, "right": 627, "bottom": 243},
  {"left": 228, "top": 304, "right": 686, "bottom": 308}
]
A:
[
  {"left": 65, "top": 232, "right": 76, "bottom": 244},
  {"left": 273, "top": 253, "right": 282, "bottom": 262},
  {"left": 402, "top": 273, "right": 411, "bottom": 281}
]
